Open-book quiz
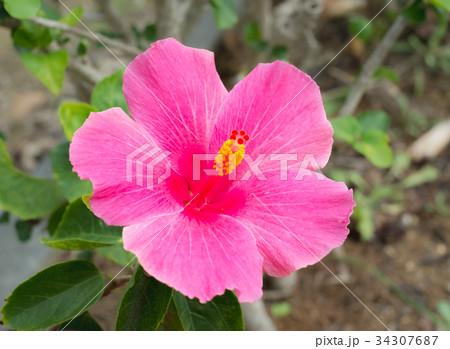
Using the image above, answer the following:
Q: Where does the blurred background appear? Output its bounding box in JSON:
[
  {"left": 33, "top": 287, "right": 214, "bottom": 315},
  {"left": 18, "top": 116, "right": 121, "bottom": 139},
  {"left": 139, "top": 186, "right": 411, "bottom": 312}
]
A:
[{"left": 0, "top": 0, "right": 449, "bottom": 330}]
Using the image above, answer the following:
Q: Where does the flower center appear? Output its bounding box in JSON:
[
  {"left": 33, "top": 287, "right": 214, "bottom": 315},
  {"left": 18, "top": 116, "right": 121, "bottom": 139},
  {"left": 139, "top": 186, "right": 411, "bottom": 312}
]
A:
[
  {"left": 188, "top": 130, "right": 249, "bottom": 211},
  {"left": 213, "top": 130, "right": 249, "bottom": 176}
]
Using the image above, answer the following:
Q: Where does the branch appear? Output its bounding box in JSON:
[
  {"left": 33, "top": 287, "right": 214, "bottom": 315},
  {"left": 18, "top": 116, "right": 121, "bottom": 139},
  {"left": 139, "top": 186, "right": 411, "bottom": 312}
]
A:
[
  {"left": 338, "top": 15, "right": 407, "bottom": 117},
  {"left": 95, "top": 0, "right": 133, "bottom": 42},
  {"left": 67, "top": 59, "right": 104, "bottom": 85},
  {"left": 29, "top": 16, "right": 140, "bottom": 56},
  {"left": 155, "top": 0, "right": 182, "bottom": 40}
]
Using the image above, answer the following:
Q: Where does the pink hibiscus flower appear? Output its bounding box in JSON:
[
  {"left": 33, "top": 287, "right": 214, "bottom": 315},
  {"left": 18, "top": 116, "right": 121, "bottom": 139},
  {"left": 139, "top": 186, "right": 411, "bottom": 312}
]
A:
[{"left": 70, "top": 38, "right": 355, "bottom": 303}]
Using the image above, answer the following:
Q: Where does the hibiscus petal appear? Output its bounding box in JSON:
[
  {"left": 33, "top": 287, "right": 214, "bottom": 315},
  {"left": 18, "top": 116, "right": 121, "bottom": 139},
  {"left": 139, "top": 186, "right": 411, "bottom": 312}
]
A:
[
  {"left": 123, "top": 38, "right": 228, "bottom": 180},
  {"left": 210, "top": 61, "right": 333, "bottom": 170},
  {"left": 123, "top": 212, "right": 263, "bottom": 303},
  {"left": 229, "top": 169, "right": 355, "bottom": 276},
  {"left": 70, "top": 108, "right": 188, "bottom": 226}
]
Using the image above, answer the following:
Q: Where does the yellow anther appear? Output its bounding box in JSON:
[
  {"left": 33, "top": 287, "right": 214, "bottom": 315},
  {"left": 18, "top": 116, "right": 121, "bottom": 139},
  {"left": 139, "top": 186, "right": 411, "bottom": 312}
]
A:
[{"left": 214, "top": 139, "right": 245, "bottom": 176}]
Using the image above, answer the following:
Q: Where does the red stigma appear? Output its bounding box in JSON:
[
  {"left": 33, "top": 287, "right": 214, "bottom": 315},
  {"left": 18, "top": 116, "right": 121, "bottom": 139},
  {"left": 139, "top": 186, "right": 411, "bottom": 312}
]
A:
[
  {"left": 243, "top": 135, "right": 250, "bottom": 141},
  {"left": 237, "top": 138, "right": 244, "bottom": 145},
  {"left": 232, "top": 130, "right": 238, "bottom": 135},
  {"left": 239, "top": 130, "right": 246, "bottom": 136},
  {"left": 230, "top": 135, "right": 236, "bottom": 140}
]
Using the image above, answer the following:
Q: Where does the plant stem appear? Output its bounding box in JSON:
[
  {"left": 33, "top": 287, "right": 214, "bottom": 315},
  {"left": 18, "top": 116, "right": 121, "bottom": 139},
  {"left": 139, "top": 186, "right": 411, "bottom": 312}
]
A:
[
  {"left": 338, "top": 15, "right": 408, "bottom": 117},
  {"left": 29, "top": 16, "right": 140, "bottom": 56}
]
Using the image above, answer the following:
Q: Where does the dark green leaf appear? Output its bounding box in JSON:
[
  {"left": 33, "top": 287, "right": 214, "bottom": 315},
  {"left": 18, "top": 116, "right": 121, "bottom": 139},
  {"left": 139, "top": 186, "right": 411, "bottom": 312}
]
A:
[
  {"left": 0, "top": 211, "right": 9, "bottom": 224},
  {"left": 330, "top": 115, "right": 362, "bottom": 144},
  {"left": 0, "top": 139, "right": 62, "bottom": 220},
  {"left": 356, "top": 110, "right": 390, "bottom": 133},
  {"left": 50, "top": 142, "right": 92, "bottom": 201},
  {"left": 173, "top": 290, "right": 244, "bottom": 331},
  {"left": 157, "top": 300, "right": 184, "bottom": 331},
  {"left": 12, "top": 21, "right": 52, "bottom": 49},
  {"left": 116, "top": 266, "right": 172, "bottom": 330},
  {"left": 348, "top": 15, "right": 374, "bottom": 43},
  {"left": 244, "top": 22, "right": 268, "bottom": 51},
  {"left": 91, "top": 68, "right": 129, "bottom": 113},
  {"left": 20, "top": 50, "right": 68, "bottom": 94},
  {"left": 47, "top": 203, "right": 68, "bottom": 236},
  {"left": 4, "top": 0, "right": 41, "bottom": 19},
  {"left": 77, "top": 250, "right": 94, "bottom": 261},
  {"left": 143, "top": 24, "right": 157, "bottom": 42},
  {"left": 0, "top": 260, "right": 104, "bottom": 330},
  {"left": 15, "top": 220, "right": 33, "bottom": 242},
  {"left": 97, "top": 244, "right": 135, "bottom": 267},
  {"left": 210, "top": 0, "right": 238, "bottom": 30},
  {"left": 353, "top": 130, "right": 393, "bottom": 168},
  {"left": 60, "top": 311, "right": 102, "bottom": 331},
  {"left": 403, "top": 0, "right": 426, "bottom": 22},
  {"left": 77, "top": 38, "right": 90, "bottom": 56},
  {"left": 271, "top": 45, "right": 288, "bottom": 60},
  {"left": 41, "top": 198, "right": 122, "bottom": 250},
  {"left": 58, "top": 102, "right": 96, "bottom": 141},
  {"left": 245, "top": 22, "right": 262, "bottom": 44}
]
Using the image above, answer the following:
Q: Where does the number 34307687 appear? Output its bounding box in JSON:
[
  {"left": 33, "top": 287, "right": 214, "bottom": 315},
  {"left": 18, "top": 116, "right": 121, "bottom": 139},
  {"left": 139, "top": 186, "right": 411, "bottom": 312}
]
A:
[{"left": 375, "top": 336, "right": 438, "bottom": 346}]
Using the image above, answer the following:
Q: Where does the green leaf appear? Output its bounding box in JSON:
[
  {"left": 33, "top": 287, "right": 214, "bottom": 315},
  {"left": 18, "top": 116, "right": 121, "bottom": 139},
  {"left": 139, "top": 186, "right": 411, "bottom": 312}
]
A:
[
  {"left": 271, "top": 45, "right": 288, "bottom": 60},
  {"left": 353, "top": 190, "right": 375, "bottom": 241},
  {"left": 402, "top": 165, "right": 439, "bottom": 188},
  {"left": 0, "top": 211, "right": 10, "bottom": 224},
  {"left": 210, "top": 0, "right": 238, "bottom": 30},
  {"left": 4, "top": 0, "right": 41, "bottom": 19},
  {"left": 12, "top": 21, "right": 52, "bottom": 49},
  {"left": 15, "top": 220, "right": 33, "bottom": 242},
  {"left": 97, "top": 244, "right": 135, "bottom": 267},
  {"left": 244, "top": 22, "right": 268, "bottom": 52},
  {"left": 20, "top": 50, "right": 68, "bottom": 94},
  {"left": 60, "top": 6, "right": 83, "bottom": 26},
  {"left": 270, "top": 302, "right": 292, "bottom": 318},
  {"left": 116, "top": 266, "right": 172, "bottom": 330},
  {"left": 330, "top": 115, "right": 362, "bottom": 144},
  {"left": 82, "top": 194, "right": 92, "bottom": 210},
  {"left": 157, "top": 300, "right": 184, "bottom": 330},
  {"left": 353, "top": 130, "right": 393, "bottom": 168},
  {"left": 356, "top": 110, "right": 390, "bottom": 133},
  {"left": 60, "top": 311, "right": 102, "bottom": 331},
  {"left": 0, "top": 260, "right": 104, "bottom": 330},
  {"left": 47, "top": 203, "right": 68, "bottom": 236},
  {"left": 59, "top": 102, "right": 96, "bottom": 141},
  {"left": 348, "top": 15, "right": 374, "bottom": 43},
  {"left": 41, "top": 198, "right": 122, "bottom": 250},
  {"left": 403, "top": 0, "right": 426, "bottom": 22},
  {"left": 437, "top": 300, "right": 450, "bottom": 326},
  {"left": 91, "top": 68, "right": 129, "bottom": 113},
  {"left": 431, "top": 0, "right": 450, "bottom": 11},
  {"left": 50, "top": 142, "right": 92, "bottom": 201},
  {"left": 0, "top": 139, "right": 62, "bottom": 220},
  {"left": 173, "top": 290, "right": 244, "bottom": 331},
  {"left": 77, "top": 38, "right": 90, "bottom": 56},
  {"left": 373, "top": 66, "right": 399, "bottom": 83},
  {"left": 143, "top": 24, "right": 157, "bottom": 43}
]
